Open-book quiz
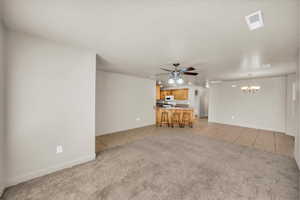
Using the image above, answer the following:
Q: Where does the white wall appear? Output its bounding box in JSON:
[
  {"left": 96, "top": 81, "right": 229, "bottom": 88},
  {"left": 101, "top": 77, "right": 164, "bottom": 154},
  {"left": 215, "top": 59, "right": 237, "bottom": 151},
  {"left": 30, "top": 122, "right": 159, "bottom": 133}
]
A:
[
  {"left": 209, "top": 76, "right": 287, "bottom": 132},
  {"left": 295, "top": 18, "right": 300, "bottom": 167},
  {"left": 296, "top": 65, "right": 300, "bottom": 167},
  {"left": 96, "top": 71, "right": 155, "bottom": 136},
  {"left": 286, "top": 74, "right": 297, "bottom": 136},
  {"left": 4, "top": 31, "right": 96, "bottom": 186},
  {"left": 0, "top": 8, "right": 5, "bottom": 196}
]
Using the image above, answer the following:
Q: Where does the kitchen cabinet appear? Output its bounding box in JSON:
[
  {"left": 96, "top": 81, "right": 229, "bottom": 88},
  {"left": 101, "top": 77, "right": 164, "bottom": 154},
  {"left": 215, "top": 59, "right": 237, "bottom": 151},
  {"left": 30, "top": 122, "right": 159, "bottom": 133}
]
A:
[
  {"left": 172, "top": 89, "right": 189, "bottom": 100},
  {"left": 160, "top": 90, "right": 166, "bottom": 100},
  {"left": 160, "top": 90, "right": 172, "bottom": 100},
  {"left": 156, "top": 85, "right": 161, "bottom": 100},
  {"left": 160, "top": 88, "right": 189, "bottom": 100}
]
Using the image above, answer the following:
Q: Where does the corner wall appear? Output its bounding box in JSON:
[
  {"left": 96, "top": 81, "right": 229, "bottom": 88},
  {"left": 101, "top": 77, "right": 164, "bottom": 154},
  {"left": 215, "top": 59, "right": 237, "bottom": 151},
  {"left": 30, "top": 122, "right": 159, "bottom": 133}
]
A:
[
  {"left": 96, "top": 70, "right": 155, "bottom": 136},
  {"left": 4, "top": 31, "right": 96, "bottom": 186}
]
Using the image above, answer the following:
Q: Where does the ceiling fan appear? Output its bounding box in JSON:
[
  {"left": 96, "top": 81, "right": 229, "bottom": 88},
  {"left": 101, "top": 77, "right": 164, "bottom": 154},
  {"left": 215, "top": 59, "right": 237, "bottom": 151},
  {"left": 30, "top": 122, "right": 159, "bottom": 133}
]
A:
[{"left": 158, "top": 63, "right": 198, "bottom": 84}]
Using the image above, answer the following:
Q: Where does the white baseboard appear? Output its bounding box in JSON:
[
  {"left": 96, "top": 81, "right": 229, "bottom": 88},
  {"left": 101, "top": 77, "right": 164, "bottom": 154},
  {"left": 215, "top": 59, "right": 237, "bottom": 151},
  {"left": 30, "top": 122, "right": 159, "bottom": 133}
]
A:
[
  {"left": 6, "top": 153, "right": 96, "bottom": 187},
  {"left": 208, "top": 120, "right": 285, "bottom": 133},
  {"left": 96, "top": 123, "right": 156, "bottom": 136}
]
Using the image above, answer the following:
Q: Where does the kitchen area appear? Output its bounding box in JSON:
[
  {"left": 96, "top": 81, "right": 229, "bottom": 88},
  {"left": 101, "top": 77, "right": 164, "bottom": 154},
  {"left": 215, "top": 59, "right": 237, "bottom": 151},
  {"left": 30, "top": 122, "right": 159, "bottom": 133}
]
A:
[{"left": 156, "top": 85, "right": 196, "bottom": 128}]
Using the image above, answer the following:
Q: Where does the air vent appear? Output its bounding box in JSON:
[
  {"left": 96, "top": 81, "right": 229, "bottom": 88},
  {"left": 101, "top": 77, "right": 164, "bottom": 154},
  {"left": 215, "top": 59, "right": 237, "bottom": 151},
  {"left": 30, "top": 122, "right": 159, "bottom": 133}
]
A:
[{"left": 245, "top": 10, "right": 264, "bottom": 30}]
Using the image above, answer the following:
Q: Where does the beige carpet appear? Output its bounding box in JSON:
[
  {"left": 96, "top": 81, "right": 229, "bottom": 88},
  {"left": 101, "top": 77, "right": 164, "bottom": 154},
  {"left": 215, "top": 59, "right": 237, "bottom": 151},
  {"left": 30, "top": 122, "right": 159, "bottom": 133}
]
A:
[{"left": 3, "top": 131, "right": 299, "bottom": 200}]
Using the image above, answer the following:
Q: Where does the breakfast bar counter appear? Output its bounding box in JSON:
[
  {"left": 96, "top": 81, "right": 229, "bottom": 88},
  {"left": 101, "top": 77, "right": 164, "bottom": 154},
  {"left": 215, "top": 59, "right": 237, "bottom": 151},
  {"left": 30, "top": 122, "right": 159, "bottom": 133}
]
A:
[{"left": 156, "top": 107, "right": 194, "bottom": 127}]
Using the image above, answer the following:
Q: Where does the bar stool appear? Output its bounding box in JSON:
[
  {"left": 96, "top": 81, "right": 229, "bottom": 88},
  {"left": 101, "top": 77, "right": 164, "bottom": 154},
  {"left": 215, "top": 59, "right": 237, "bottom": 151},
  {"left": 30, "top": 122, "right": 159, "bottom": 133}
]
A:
[
  {"left": 171, "top": 111, "right": 181, "bottom": 128},
  {"left": 182, "top": 112, "right": 193, "bottom": 128},
  {"left": 160, "top": 111, "right": 170, "bottom": 127}
]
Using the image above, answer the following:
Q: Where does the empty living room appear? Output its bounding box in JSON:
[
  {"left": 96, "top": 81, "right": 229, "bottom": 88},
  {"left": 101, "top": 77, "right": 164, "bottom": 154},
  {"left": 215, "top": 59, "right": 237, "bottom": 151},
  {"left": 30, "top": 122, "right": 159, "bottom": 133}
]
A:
[{"left": 0, "top": 0, "right": 300, "bottom": 199}]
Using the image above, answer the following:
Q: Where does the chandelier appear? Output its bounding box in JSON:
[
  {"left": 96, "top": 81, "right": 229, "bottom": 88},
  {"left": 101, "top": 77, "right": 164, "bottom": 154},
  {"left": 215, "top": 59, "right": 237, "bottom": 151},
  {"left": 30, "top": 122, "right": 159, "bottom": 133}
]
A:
[
  {"left": 239, "top": 75, "right": 261, "bottom": 94},
  {"left": 240, "top": 85, "right": 261, "bottom": 94}
]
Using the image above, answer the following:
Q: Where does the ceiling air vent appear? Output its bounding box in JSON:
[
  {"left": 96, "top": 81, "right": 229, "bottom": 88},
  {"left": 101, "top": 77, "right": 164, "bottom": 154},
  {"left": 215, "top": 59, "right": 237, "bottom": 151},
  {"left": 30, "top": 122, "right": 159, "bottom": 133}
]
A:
[{"left": 245, "top": 10, "right": 264, "bottom": 31}]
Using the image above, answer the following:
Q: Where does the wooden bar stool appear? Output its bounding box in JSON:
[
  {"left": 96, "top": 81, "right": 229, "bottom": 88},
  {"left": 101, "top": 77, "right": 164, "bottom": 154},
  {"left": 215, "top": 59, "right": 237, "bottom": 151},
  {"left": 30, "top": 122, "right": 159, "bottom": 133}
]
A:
[
  {"left": 171, "top": 111, "right": 181, "bottom": 128},
  {"left": 160, "top": 111, "right": 170, "bottom": 127},
  {"left": 182, "top": 112, "right": 193, "bottom": 128}
]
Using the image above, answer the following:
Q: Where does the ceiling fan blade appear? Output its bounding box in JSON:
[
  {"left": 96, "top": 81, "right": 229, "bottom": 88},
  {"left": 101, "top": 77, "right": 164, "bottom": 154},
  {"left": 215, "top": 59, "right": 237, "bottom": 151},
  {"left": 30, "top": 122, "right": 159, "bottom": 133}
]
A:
[
  {"left": 183, "top": 72, "right": 198, "bottom": 76},
  {"left": 173, "top": 63, "right": 180, "bottom": 67},
  {"left": 160, "top": 68, "right": 174, "bottom": 72},
  {"left": 181, "top": 67, "right": 195, "bottom": 72},
  {"left": 155, "top": 73, "right": 169, "bottom": 76}
]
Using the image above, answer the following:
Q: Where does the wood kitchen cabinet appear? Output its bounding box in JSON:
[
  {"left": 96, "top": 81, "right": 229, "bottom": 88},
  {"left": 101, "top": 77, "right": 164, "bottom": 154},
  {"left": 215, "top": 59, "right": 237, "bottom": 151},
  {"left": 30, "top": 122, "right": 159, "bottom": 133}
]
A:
[
  {"left": 160, "top": 90, "right": 172, "bottom": 100},
  {"left": 172, "top": 89, "right": 189, "bottom": 100},
  {"left": 166, "top": 90, "right": 172, "bottom": 96},
  {"left": 156, "top": 85, "right": 161, "bottom": 100},
  {"left": 160, "top": 90, "right": 167, "bottom": 100},
  {"left": 160, "top": 88, "right": 189, "bottom": 100}
]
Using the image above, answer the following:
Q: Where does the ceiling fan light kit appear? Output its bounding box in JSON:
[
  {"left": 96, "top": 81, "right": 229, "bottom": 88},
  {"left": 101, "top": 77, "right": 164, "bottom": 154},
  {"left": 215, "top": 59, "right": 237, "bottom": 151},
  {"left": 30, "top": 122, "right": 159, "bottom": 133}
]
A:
[
  {"left": 159, "top": 63, "right": 198, "bottom": 85},
  {"left": 176, "top": 78, "right": 184, "bottom": 84},
  {"left": 168, "top": 78, "right": 175, "bottom": 84}
]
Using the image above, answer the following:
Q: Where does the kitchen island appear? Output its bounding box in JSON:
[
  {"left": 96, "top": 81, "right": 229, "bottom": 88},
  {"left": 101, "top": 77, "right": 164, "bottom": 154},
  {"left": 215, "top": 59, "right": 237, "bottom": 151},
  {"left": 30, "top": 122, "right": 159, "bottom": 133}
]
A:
[{"left": 156, "top": 107, "right": 194, "bottom": 127}]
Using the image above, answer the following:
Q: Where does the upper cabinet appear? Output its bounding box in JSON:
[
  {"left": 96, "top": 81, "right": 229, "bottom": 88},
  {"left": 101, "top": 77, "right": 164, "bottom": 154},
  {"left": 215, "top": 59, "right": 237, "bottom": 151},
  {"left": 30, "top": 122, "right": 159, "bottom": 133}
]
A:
[
  {"left": 160, "top": 90, "right": 171, "bottom": 100},
  {"left": 159, "top": 88, "right": 189, "bottom": 100},
  {"left": 160, "top": 90, "right": 166, "bottom": 100},
  {"left": 156, "top": 85, "right": 161, "bottom": 100},
  {"left": 172, "top": 89, "right": 189, "bottom": 100}
]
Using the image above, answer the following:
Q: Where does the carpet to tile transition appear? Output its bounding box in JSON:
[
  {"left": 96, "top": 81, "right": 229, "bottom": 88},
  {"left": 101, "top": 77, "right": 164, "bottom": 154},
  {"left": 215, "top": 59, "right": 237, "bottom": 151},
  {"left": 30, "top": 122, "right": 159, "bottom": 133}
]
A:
[{"left": 3, "top": 132, "right": 299, "bottom": 200}]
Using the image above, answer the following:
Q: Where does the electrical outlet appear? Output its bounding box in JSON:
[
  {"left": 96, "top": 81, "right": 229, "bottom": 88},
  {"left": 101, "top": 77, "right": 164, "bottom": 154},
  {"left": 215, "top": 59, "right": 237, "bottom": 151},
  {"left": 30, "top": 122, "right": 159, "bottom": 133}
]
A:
[
  {"left": 56, "top": 145, "right": 63, "bottom": 154},
  {"left": 136, "top": 117, "right": 141, "bottom": 121},
  {"left": 231, "top": 116, "right": 235, "bottom": 119}
]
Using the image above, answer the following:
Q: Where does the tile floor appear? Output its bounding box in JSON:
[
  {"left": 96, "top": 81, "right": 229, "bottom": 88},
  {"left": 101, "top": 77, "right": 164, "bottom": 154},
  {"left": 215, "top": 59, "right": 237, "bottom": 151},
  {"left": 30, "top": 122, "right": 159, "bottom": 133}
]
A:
[{"left": 96, "top": 118, "right": 294, "bottom": 157}]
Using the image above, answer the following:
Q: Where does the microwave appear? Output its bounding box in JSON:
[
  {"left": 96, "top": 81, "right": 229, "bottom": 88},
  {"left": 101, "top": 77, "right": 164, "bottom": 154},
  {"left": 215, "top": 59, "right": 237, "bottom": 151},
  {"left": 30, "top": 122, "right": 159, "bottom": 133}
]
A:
[{"left": 165, "top": 95, "right": 174, "bottom": 101}]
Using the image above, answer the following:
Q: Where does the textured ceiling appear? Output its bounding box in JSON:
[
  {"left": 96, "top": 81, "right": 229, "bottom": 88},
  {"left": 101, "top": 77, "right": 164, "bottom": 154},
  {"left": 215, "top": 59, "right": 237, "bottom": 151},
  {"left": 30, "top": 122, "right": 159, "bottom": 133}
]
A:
[{"left": 3, "top": 0, "right": 299, "bottom": 85}]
